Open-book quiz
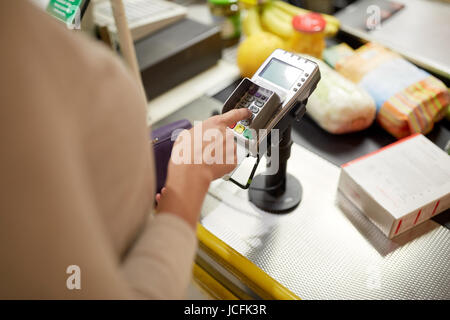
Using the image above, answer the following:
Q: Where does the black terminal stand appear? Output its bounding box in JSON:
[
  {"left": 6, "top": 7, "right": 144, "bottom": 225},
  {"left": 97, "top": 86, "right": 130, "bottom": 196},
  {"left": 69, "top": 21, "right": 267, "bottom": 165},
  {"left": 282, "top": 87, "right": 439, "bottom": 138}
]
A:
[{"left": 248, "top": 100, "right": 307, "bottom": 214}]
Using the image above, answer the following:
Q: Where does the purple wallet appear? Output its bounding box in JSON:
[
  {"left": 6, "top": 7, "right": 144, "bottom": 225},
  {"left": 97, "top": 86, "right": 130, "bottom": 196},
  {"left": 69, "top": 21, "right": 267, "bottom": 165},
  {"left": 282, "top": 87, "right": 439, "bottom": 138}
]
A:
[{"left": 151, "top": 119, "right": 192, "bottom": 193}]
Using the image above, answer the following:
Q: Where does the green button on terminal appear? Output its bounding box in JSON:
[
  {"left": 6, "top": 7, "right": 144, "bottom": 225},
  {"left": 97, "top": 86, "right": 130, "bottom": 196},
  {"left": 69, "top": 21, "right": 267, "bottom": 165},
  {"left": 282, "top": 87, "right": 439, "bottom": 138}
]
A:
[{"left": 243, "top": 129, "right": 253, "bottom": 139}]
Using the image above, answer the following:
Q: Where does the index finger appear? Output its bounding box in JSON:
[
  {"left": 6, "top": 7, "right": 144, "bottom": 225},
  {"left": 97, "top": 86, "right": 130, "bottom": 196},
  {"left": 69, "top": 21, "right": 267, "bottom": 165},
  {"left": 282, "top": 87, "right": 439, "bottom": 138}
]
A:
[{"left": 220, "top": 108, "right": 252, "bottom": 127}]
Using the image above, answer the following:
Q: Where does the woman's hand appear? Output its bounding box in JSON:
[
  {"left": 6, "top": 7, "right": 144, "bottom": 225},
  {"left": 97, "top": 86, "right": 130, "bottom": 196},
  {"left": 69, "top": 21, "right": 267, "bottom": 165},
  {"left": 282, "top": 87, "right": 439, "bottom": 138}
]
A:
[
  {"left": 156, "top": 108, "right": 252, "bottom": 229},
  {"left": 155, "top": 187, "right": 167, "bottom": 205}
]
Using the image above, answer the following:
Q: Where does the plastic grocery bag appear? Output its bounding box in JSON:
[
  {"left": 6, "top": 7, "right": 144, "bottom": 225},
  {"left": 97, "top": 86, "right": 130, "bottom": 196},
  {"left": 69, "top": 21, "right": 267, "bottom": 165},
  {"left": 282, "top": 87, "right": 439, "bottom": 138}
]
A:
[
  {"left": 335, "top": 43, "right": 450, "bottom": 139},
  {"left": 306, "top": 57, "right": 376, "bottom": 134}
]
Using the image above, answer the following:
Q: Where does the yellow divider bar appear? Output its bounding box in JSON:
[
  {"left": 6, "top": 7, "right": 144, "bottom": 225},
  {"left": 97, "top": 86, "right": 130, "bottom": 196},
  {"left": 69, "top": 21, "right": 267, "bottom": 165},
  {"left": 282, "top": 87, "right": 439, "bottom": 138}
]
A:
[
  {"left": 197, "top": 224, "right": 301, "bottom": 300},
  {"left": 193, "top": 264, "right": 239, "bottom": 300}
]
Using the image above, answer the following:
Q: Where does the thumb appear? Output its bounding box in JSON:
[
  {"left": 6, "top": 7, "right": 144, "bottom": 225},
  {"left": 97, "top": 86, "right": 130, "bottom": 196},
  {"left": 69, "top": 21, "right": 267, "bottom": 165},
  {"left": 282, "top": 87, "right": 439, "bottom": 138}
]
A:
[{"left": 220, "top": 108, "right": 252, "bottom": 127}]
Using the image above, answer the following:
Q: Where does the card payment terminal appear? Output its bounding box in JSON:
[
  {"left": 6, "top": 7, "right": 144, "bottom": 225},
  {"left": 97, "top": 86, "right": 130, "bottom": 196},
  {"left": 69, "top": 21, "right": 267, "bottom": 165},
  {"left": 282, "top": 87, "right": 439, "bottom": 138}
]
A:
[{"left": 222, "top": 49, "right": 321, "bottom": 156}]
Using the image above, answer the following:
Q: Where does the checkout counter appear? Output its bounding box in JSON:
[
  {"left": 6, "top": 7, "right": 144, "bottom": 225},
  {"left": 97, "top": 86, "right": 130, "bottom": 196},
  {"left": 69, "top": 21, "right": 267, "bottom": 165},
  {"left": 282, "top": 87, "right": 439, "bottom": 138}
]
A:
[
  {"left": 156, "top": 85, "right": 450, "bottom": 300},
  {"left": 51, "top": 0, "right": 448, "bottom": 299},
  {"left": 17, "top": 0, "right": 450, "bottom": 303},
  {"left": 147, "top": 0, "right": 450, "bottom": 300}
]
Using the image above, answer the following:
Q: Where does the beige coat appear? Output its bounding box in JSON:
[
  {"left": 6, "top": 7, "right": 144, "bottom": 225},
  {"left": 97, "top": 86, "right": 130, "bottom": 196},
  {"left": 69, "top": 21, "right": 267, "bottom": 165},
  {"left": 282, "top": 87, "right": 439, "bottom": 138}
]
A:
[{"left": 0, "top": 1, "right": 196, "bottom": 299}]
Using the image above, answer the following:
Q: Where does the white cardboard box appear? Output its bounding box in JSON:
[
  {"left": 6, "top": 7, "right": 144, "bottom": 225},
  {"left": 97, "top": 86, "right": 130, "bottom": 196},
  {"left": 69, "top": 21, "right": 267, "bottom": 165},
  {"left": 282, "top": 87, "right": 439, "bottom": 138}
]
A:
[{"left": 338, "top": 134, "right": 450, "bottom": 238}]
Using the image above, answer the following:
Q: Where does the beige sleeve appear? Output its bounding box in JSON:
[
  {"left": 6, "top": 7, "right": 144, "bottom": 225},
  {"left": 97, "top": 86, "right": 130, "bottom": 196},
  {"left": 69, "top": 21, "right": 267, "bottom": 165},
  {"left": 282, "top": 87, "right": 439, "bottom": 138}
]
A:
[
  {"left": 122, "top": 214, "right": 198, "bottom": 299},
  {"left": 0, "top": 1, "right": 198, "bottom": 300},
  {"left": 0, "top": 91, "right": 197, "bottom": 299}
]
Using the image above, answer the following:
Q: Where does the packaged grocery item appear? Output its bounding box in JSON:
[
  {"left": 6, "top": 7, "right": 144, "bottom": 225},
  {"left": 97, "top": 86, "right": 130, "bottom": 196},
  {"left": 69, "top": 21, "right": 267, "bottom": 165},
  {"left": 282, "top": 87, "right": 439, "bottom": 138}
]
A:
[
  {"left": 335, "top": 43, "right": 450, "bottom": 139},
  {"left": 322, "top": 43, "right": 354, "bottom": 69},
  {"left": 338, "top": 134, "right": 450, "bottom": 239},
  {"left": 258, "top": 1, "right": 339, "bottom": 42},
  {"left": 271, "top": 0, "right": 339, "bottom": 37},
  {"left": 287, "top": 13, "right": 326, "bottom": 59},
  {"left": 208, "top": 0, "right": 241, "bottom": 46},
  {"left": 446, "top": 91, "right": 450, "bottom": 121},
  {"left": 306, "top": 57, "right": 376, "bottom": 134}
]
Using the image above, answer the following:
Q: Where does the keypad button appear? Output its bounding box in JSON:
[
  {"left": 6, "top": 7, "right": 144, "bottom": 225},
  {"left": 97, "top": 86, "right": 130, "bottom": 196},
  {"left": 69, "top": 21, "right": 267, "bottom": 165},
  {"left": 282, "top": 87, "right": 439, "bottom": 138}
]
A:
[
  {"left": 293, "top": 88, "right": 298, "bottom": 92},
  {"left": 243, "top": 129, "right": 253, "bottom": 140},
  {"left": 305, "top": 73, "right": 309, "bottom": 77},
  {"left": 229, "top": 123, "right": 236, "bottom": 129},
  {"left": 301, "top": 78, "right": 305, "bottom": 82},
  {"left": 241, "top": 119, "right": 249, "bottom": 126},
  {"left": 246, "top": 96, "right": 255, "bottom": 102},
  {"left": 254, "top": 92, "right": 261, "bottom": 98},
  {"left": 250, "top": 106, "right": 259, "bottom": 114},
  {"left": 234, "top": 124, "right": 245, "bottom": 134},
  {"left": 255, "top": 100, "right": 264, "bottom": 107},
  {"left": 297, "top": 83, "right": 301, "bottom": 86},
  {"left": 261, "top": 95, "right": 267, "bottom": 101}
]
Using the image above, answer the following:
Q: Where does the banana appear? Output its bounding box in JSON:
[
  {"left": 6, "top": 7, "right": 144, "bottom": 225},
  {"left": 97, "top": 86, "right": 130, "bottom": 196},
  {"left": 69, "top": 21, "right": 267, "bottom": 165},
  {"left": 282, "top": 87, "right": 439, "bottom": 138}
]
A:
[
  {"left": 273, "top": 0, "right": 310, "bottom": 16},
  {"left": 273, "top": 0, "right": 340, "bottom": 26},
  {"left": 272, "top": 0, "right": 340, "bottom": 37},
  {"left": 268, "top": 3, "right": 294, "bottom": 23},
  {"left": 261, "top": 4, "right": 294, "bottom": 39},
  {"left": 325, "top": 23, "right": 339, "bottom": 37},
  {"left": 242, "top": 6, "right": 263, "bottom": 36}
]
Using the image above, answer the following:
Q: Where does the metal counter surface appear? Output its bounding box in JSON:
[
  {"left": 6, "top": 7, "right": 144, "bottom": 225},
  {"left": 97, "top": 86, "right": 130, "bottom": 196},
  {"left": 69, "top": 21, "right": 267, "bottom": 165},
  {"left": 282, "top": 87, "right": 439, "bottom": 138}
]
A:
[
  {"left": 154, "top": 95, "right": 450, "bottom": 299},
  {"left": 200, "top": 143, "right": 450, "bottom": 299}
]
